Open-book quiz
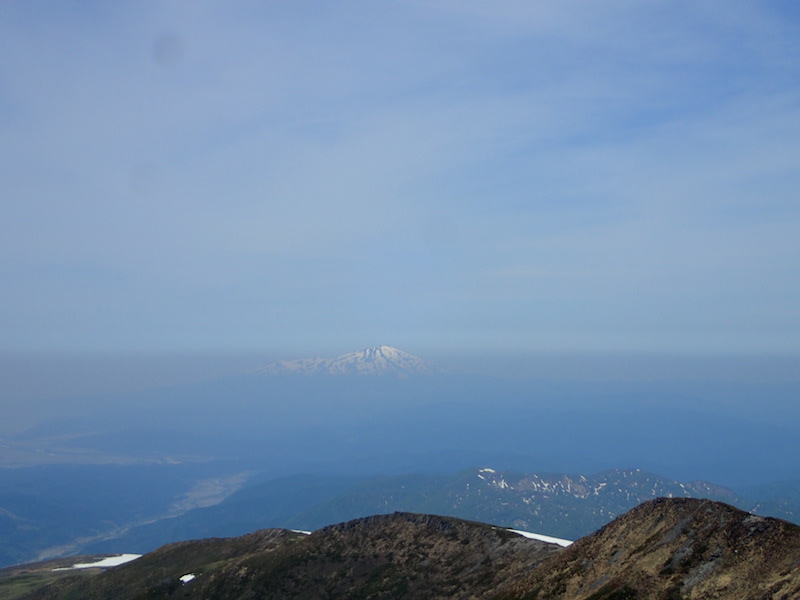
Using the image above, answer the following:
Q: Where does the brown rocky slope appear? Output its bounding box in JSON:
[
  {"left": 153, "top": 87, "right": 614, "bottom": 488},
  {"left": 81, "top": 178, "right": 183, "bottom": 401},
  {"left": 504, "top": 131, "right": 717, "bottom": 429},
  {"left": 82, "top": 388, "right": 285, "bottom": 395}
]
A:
[{"left": 501, "top": 497, "right": 800, "bottom": 599}]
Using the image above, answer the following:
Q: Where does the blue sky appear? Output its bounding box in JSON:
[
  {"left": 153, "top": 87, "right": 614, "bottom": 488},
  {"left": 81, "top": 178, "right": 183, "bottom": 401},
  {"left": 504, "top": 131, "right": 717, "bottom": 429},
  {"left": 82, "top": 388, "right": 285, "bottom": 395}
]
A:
[{"left": 2, "top": 0, "right": 800, "bottom": 358}]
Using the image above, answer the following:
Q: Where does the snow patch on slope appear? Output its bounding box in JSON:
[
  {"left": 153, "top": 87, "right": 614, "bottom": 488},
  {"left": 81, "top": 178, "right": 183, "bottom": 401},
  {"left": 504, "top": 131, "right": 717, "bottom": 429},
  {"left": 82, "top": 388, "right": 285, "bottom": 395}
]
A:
[
  {"left": 509, "top": 529, "right": 573, "bottom": 547},
  {"left": 52, "top": 554, "right": 141, "bottom": 571}
]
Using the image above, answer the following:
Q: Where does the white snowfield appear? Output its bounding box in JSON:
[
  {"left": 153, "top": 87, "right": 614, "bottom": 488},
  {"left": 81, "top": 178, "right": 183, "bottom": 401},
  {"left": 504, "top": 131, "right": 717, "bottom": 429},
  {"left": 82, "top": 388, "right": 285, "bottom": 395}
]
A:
[
  {"left": 180, "top": 573, "right": 196, "bottom": 583},
  {"left": 509, "top": 529, "right": 573, "bottom": 547},
  {"left": 52, "top": 554, "right": 142, "bottom": 570}
]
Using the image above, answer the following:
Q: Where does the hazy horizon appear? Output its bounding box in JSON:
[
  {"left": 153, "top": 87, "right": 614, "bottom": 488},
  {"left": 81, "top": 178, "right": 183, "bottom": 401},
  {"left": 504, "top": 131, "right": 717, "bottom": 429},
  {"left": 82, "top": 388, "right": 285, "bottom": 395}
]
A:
[{"left": 3, "top": 347, "right": 800, "bottom": 406}]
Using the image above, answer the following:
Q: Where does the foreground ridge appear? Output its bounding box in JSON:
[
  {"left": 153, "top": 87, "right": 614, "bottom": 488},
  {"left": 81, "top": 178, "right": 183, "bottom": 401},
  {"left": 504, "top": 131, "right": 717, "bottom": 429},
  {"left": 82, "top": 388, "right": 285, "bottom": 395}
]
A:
[
  {"left": 15, "top": 500, "right": 800, "bottom": 599},
  {"left": 18, "top": 513, "right": 559, "bottom": 599}
]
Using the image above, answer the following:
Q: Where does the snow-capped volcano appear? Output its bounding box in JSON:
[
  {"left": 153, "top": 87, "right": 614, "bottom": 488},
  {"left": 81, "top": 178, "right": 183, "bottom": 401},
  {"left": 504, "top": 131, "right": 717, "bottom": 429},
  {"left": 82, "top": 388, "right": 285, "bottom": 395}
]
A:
[{"left": 254, "top": 345, "right": 442, "bottom": 376}]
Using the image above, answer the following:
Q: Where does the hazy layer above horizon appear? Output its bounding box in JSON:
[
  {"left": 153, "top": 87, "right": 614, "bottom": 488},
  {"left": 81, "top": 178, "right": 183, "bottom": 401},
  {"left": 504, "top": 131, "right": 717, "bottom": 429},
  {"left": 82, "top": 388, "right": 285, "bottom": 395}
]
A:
[{"left": 3, "top": 350, "right": 799, "bottom": 403}]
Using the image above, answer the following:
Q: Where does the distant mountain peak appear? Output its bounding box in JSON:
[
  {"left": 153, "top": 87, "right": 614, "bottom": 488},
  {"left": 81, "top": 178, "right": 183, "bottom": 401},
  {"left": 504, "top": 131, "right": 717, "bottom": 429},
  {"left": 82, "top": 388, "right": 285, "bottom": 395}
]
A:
[{"left": 254, "top": 346, "right": 443, "bottom": 377}]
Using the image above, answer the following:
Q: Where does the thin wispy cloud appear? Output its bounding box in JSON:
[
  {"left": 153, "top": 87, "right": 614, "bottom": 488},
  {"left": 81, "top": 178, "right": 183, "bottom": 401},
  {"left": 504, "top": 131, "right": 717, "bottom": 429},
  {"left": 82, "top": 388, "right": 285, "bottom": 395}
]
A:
[{"left": 1, "top": 0, "right": 799, "bottom": 355}]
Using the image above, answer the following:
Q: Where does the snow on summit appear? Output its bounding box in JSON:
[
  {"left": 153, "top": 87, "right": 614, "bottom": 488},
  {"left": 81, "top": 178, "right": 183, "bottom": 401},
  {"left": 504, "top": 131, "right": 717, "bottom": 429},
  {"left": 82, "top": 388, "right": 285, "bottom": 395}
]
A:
[{"left": 254, "top": 346, "right": 443, "bottom": 376}]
